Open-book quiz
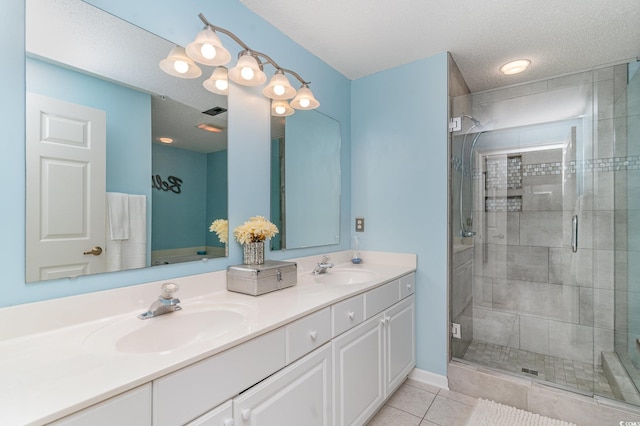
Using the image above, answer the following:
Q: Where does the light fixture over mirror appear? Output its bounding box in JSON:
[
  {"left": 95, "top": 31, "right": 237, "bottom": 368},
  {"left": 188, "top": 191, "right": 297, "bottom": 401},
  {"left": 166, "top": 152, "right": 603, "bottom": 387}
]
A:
[{"left": 160, "top": 14, "right": 320, "bottom": 116}]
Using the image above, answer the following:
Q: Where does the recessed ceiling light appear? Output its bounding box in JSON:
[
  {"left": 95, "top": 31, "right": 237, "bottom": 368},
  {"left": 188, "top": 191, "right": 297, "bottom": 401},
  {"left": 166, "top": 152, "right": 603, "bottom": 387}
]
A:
[
  {"left": 197, "top": 123, "right": 223, "bottom": 133},
  {"left": 158, "top": 137, "right": 174, "bottom": 144},
  {"left": 500, "top": 59, "right": 531, "bottom": 75}
]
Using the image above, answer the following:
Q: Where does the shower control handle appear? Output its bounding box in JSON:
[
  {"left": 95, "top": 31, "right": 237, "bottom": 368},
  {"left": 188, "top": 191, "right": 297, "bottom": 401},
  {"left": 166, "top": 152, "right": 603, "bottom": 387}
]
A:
[{"left": 571, "top": 215, "right": 578, "bottom": 253}]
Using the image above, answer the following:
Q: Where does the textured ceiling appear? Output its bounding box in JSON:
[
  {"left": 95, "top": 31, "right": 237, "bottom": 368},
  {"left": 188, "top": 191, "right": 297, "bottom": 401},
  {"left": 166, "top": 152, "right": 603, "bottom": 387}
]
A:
[{"left": 240, "top": 0, "right": 640, "bottom": 92}]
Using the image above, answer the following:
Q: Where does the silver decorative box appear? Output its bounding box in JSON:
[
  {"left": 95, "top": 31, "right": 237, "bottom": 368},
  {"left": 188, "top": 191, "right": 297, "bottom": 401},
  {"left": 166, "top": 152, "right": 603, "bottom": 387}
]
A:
[{"left": 226, "top": 260, "right": 297, "bottom": 296}]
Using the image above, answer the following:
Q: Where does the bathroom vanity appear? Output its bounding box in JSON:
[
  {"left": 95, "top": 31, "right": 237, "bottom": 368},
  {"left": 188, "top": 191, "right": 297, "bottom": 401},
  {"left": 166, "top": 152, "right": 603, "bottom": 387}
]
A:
[{"left": 0, "top": 251, "right": 416, "bottom": 425}]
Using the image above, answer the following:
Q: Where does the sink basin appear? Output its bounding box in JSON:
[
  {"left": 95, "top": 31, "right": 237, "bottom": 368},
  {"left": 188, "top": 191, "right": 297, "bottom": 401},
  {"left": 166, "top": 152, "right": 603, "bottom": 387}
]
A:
[
  {"left": 313, "top": 268, "right": 379, "bottom": 285},
  {"left": 83, "top": 302, "right": 252, "bottom": 355}
]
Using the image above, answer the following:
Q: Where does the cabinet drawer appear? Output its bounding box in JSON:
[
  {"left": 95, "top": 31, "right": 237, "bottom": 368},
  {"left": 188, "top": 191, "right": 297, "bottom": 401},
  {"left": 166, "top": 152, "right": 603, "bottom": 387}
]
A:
[
  {"left": 286, "top": 307, "right": 331, "bottom": 364},
  {"left": 365, "top": 280, "right": 400, "bottom": 319},
  {"left": 51, "top": 384, "right": 151, "bottom": 426},
  {"left": 399, "top": 273, "right": 415, "bottom": 299},
  {"left": 153, "top": 328, "right": 286, "bottom": 426},
  {"left": 331, "top": 294, "right": 364, "bottom": 337}
]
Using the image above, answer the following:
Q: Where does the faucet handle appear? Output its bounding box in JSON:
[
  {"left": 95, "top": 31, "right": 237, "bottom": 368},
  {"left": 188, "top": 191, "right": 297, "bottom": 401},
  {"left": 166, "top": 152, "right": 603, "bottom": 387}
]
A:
[
  {"left": 160, "top": 282, "right": 179, "bottom": 299},
  {"left": 321, "top": 255, "right": 331, "bottom": 263}
]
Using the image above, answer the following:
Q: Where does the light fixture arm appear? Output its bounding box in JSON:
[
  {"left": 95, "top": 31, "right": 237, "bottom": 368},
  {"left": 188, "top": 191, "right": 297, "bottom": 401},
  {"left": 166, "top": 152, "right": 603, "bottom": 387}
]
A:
[{"left": 198, "top": 13, "right": 310, "bottom": 86}]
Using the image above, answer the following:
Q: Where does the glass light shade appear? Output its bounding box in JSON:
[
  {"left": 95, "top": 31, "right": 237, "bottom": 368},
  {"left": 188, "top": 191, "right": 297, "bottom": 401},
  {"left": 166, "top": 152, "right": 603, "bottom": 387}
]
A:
[
  {"left": 263, "top": 70, "right": 297, "bottom": 100},
  {"left": 159, "top": 46, "right": 202, "bottom": 79},
  {"left": 186, "top": 27, "right": 231, "bottom": 66},
  {"left": 203, "top": 66, "right": 229, "bottom": 95},
  {"left": 290, "top": 84, "right": 320, "bottom": 110},
  {"left": 228, "top": 53, "right": 267, "bottom": 86},
  {"left": 500, "top": 59, "right": 531, "bottom": 75},
  {"left": 271, "top": 100, "right": 295, "bottom": 116}
]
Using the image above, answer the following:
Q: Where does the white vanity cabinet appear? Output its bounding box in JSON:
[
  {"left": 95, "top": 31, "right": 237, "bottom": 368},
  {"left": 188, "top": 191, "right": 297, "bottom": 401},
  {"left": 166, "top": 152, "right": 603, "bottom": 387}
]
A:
[
  {"left": 43, "top": 271, "right": 416, "bottom": 426},
  {"left": 333, "top": 274, "right": 416, "bottom": 426},
  {"left": 50, "top": 384, "right": 152, "bottom": 426}
]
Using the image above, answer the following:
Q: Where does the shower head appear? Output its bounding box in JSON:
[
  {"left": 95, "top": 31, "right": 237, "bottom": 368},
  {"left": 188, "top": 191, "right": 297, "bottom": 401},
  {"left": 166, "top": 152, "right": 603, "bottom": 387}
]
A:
[{"left": 461, "top": 115, "right": 482, "bottom": 127}]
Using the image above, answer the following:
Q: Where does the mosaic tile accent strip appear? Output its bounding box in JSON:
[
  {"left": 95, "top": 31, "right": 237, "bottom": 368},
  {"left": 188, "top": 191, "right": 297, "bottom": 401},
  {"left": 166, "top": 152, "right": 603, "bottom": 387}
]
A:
[
  {"left": 485, "top": 157, "right": 507, "bottom": 190},
  {"left": 485, "top": 196, "right": 522, "bottom": 212},
  {"left": 485, "top": 156, "right": 522, "bottom": 190},
  {"left": 522, "top": 162, "right": 562, "bottom": 177},
  {"left": 457, "top": 155, "right": 640, "bottom": 179},
  {"left": 462, "top": 341, "right": 615, "bottom": 398},
  {"left": 507, "top": 156, "right": 522, "bottom": 189},
  {"left": 566, "top": 156, "right": 640, "bottom": 173}
]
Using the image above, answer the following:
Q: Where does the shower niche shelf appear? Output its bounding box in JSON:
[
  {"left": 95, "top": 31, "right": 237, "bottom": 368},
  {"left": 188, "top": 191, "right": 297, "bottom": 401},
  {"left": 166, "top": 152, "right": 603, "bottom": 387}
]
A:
[{"left": 484, "top": 154, "right": 522, "bottom": 212}]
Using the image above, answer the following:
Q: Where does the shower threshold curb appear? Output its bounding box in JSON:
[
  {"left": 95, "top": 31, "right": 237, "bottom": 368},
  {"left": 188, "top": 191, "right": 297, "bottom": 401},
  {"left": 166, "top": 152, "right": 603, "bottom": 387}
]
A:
[{"left": 448, "top": 360, "right": 640, "bottom": 426}]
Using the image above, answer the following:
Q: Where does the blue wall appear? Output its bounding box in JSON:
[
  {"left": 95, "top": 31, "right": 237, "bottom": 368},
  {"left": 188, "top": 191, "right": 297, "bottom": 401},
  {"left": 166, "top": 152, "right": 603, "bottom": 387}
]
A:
[
  {"left": 351, "top": 54, "right": 449, "bottom": 375},
  {"left": 151, "top": 145, "right": 228, "bottom": 250},
  {"left": 205, "top": 150, "right": 229, "bottom": 248},
  {"left": 152, "top": 144, "right": 207, "bottom": 250},
  {"left": 1, "top": 0, "right": 351, "bottom": 306}
]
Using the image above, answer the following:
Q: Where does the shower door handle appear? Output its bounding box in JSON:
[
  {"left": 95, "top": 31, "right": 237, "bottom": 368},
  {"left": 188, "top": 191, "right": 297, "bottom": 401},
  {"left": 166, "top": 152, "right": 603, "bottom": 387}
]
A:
[{"left": 571, "top": 215, "right": 578, "bottom": 253}]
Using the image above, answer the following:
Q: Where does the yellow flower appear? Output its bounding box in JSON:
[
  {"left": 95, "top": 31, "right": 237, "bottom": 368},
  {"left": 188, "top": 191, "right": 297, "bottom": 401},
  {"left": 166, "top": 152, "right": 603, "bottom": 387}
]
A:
[
  {"left": 209, "top": 219, "right": 229, "bottom": 244},
  {"left": 233, "top": 215, "right": 279, "bottom": 245}
]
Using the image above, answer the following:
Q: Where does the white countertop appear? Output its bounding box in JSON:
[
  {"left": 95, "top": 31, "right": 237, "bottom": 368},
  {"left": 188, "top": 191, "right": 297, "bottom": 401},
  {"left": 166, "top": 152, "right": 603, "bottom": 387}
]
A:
[{"left": 0, "top": 250, "right": 416, "bottom": 425}]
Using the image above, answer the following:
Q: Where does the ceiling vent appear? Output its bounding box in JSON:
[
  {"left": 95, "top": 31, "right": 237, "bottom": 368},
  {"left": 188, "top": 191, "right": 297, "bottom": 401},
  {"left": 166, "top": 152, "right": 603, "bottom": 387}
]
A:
[{"left": 202, "top": 106, "right": 228, "bottom": 116}]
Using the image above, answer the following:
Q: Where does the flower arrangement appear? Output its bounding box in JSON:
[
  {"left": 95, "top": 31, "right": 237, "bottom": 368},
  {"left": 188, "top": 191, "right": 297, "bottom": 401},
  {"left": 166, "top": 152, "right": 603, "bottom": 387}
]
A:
[
  {"left": 209, "top": 219, "right": 229, "bottom": 244},
  {"left": 233, "top": 215, "right": 279, "bottom": 245}
]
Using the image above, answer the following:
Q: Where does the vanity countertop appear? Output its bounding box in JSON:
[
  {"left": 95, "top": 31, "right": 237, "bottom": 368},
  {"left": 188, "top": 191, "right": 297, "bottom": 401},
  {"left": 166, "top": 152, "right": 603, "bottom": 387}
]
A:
[{"left": 0, "top": 251, "right": 416, "bottom": 425}]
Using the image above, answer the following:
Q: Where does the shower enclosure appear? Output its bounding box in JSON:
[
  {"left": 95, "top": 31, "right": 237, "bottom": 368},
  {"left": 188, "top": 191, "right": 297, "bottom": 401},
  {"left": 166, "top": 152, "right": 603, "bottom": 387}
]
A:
[{"left": 450, "top": 61, "right": 640, "bottom": 405}]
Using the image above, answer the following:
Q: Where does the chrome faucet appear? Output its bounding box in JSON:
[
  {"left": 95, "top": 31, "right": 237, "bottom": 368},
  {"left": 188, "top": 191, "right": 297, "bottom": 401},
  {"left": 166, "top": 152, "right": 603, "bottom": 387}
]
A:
[
  {"left": 312, "top": 255, "right": 334, "bottom": 275},
  {"left": 138, "top": 282, "right": 182, "bottom": 319}
]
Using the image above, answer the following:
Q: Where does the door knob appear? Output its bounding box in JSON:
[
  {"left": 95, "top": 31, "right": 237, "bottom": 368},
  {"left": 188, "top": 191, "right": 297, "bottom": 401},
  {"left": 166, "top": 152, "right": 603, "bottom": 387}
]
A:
[{"left": 83, "top": 246, "right": 103, "bottom": 256}]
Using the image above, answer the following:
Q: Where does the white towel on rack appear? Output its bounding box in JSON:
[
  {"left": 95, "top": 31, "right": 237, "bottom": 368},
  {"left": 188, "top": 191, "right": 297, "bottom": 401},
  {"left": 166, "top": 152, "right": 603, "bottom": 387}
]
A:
[
  {"left": 106, "top": 192, "right": 129, "bottom": 240},
  {"left": 121, "top": 194, "right": 147, "bottom": 270},
  {"left": 105, "top": 194, "right": 147, "bottom": 271}
]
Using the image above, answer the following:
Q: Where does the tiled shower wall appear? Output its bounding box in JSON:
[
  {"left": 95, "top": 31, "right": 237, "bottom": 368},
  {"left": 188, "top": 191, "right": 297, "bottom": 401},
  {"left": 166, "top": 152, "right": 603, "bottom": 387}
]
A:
[{"left": 454, "top": 65, "right": 630, "bottom": 368}]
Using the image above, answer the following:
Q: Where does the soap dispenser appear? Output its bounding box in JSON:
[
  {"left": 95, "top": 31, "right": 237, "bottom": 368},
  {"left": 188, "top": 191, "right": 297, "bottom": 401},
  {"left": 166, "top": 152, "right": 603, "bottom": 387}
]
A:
[{"left": 351, "top": 236, "right": 362, "bottom": 264}]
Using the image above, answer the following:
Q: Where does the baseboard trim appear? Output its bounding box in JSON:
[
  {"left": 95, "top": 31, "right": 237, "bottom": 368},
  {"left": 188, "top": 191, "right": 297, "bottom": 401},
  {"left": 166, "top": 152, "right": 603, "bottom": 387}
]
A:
[{"left": 408, "top": 367, "right": 449, "bottom": 390}]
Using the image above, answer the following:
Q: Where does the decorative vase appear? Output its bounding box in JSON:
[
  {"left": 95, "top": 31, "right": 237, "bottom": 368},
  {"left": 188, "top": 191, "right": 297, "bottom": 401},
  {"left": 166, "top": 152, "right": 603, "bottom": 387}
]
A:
[{"left": 243, "top": 241, "right": 265, "bottom": 264}]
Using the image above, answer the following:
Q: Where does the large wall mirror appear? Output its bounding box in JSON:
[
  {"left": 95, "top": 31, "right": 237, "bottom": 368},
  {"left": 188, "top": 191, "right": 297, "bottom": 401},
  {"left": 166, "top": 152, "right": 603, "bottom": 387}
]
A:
[
  {"left": 25, "top": 0, "right": 228, "bottom": 282},
  {"left": 270, "top": 111, "right": 341, "bottom": 250}
]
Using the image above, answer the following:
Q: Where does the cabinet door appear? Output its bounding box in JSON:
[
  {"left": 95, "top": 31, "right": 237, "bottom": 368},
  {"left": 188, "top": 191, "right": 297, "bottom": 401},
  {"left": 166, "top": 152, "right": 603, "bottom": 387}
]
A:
[
  {"left": 385, "top": 295, "right": 415, "bottom": 394},
  {"left": 50, "top": 384, "right": 151, "bottom": 426},
  {"left": 233, "top": 343, "right": 332, "bottom": 426},
  {"left": 332, "top": 314, "right": 385, "bottom": 426}
]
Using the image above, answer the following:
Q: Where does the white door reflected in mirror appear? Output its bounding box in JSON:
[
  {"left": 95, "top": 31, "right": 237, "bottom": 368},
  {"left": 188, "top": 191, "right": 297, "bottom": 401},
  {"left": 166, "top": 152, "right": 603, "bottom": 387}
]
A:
[{"left": 25, "top": 93, "right": 107, "bottom": 282}]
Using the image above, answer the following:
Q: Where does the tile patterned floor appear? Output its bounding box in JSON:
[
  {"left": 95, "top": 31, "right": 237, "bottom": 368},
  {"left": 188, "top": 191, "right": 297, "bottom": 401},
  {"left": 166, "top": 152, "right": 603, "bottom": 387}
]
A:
[
  {"left": 462, "top": 341, "right": 615, "bottom": 399},
  {"left": 367, "top": 379, "right": 477, "bottom": 426}
]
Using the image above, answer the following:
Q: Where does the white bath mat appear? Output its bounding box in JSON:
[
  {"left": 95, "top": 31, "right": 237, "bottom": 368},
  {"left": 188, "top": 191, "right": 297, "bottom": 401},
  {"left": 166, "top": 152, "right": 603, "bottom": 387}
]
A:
[{"left": 465, "top": 399, "right": 578, "bottom": 426}]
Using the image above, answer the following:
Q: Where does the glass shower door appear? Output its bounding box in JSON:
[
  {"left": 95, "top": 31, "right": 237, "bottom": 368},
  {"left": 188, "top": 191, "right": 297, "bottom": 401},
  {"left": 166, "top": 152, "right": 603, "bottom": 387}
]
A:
[
  {"left": 467, "top": 120, "right": 609, "bottom": 396},
  {"left": 610, "top": 62, "right": 640, "bottom": 404}
]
